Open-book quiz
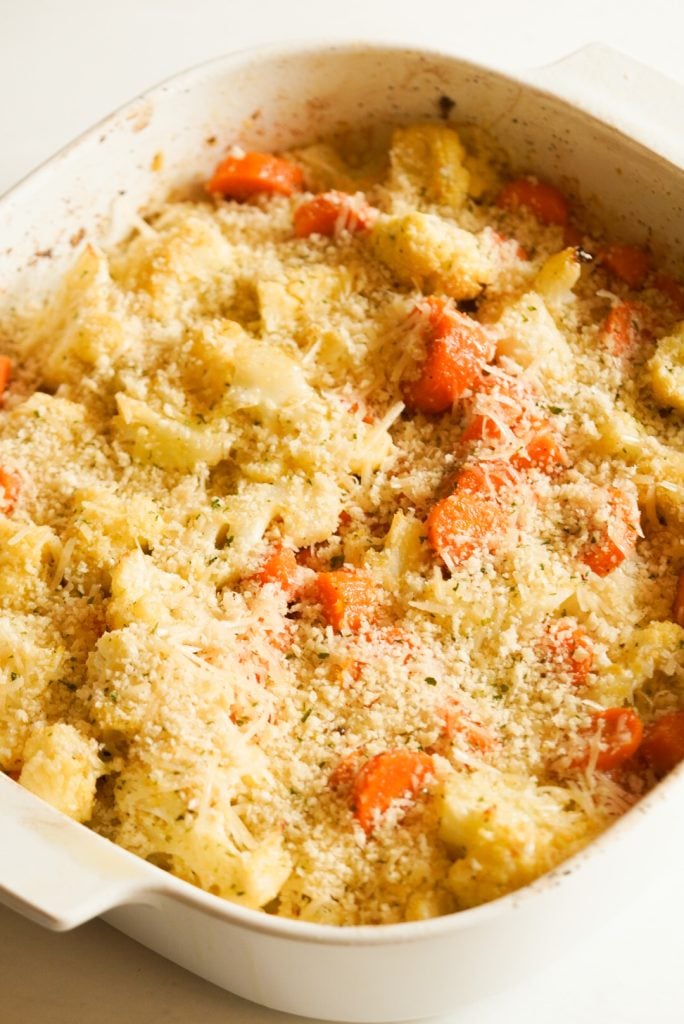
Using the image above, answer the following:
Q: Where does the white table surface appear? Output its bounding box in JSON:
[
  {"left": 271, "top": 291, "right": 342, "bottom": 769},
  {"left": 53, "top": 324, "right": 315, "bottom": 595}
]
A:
[{"left": 1, "top": 1, "right": 683, "bottom": 1021}]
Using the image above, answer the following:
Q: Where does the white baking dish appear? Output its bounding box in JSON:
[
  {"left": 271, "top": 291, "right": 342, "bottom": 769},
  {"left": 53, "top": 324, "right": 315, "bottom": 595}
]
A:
[{"left": 1, "top": 42, "right": 684, "bottom": 1024}]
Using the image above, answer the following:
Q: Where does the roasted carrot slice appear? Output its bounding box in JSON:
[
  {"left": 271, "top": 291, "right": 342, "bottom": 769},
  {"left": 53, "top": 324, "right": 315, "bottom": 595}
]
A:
[
  {"left": 599, "top": 244, "right": 651, "bottom": 289},
  {"left": 496, "top": 178, "right": 569, "bottom": 226},
  {"left": 428, "top": 459, "right": 517, "bottom": 568},
  {"left": 577, "top": 707, "right": 643, "bottom": 771},
  {"left": 353, "top": 750, "right": 434, "bottom": 834},
  {"left": 0, "top": 468, "right": 21, "bottom": 515},
  {"left": 329, "top": 750, "right": 365, "bottom": 790},
  {"left": 440, "top": 699, "right": 493, "bottom": 752},
  {"left": 640, "top": 711, "right": 684, "bottom": 777},
  {"left": 538, "top": 618, "right": 594, "bottom": 688},
  {"left": 511, "top": 429, "right": 567, "bottom": 473},
  {"left": 461, "top": 371, "right": 531, "bottom": 445},
  {"left": 315, "top": 568, "right": 380, "bottom": 632},
  {"left": 294, "top": 191, "right": 377, "bottom": 238},
  {"left": 403, "top": 299, "right": 494, "bottom": 415},
  {"left": 563, "top": 224, "right": 585, "bottom": 248},
  {"left": 462, "top": 372, "right": 566, "bottom": 473},
  {"left": 257, "top": 547, "right": 299, "bottom": 598},
  {"left": 600, "top": 301, "right": 648, "bottom": 356},
  {"left": 207, "top": 151, "right": 304, "bottom": 200},
  {"left": 0, "top": 356, "right": 12, "bottom": 397},
  {"left": 455, "top": 459, "right": 518, "bottom": 496},
  {"left": 581, "top": 487, "right": 639, "bottom": 577},
  {"left": 426, "top": 490, "right": 509, "bottom": 568},
  {"left": 655, "top": 273, "right": 684, "bottom": 314}
]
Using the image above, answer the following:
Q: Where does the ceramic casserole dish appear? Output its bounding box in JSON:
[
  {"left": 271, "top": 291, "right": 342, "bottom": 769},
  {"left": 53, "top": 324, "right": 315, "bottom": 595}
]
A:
[{"left": 1, "top": 41, "right": 684, "bottom": 1023}]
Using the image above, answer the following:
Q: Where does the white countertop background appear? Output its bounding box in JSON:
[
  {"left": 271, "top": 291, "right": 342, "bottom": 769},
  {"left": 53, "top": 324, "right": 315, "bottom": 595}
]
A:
[{"left": 1, "top": 1, "right": 682, "bottom": 1020}]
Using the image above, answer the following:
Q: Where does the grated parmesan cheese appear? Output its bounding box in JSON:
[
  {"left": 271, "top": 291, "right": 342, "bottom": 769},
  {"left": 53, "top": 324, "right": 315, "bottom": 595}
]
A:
[{"left": 1, "top": 122, "right": 683, "bottom": 925}]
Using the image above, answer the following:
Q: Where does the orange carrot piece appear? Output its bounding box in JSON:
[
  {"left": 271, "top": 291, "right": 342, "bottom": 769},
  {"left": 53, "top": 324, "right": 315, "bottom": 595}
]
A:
[
  {"left": 538, "top": 618, "right": 594, "bottom": 688},
  {"left": 0, "top": 356, "right": 12, "bottom": 397},
  {"left": 428, "top": 459, "right": 518, "bottom": 568},
  {"left": 655, "top": 273, "right": 684, "bottom": 314},
  {"left": 640, "top": 711, "right": 684, "bottom": 777},
  {"left": 207, "top": 151, "right": 304, "bottom": 200},
  {"left": 511, "top": 429, "right": 567, "bottom": 473},
  {"left": 673, "top": 571, "right": 684, "bottom": 628},
  {"left": 441, "top": 699, "right": 493, "bottom": 752},
  {"left": 315, "top": 569, "right": 380, "bottom": 632},
  {"left": 462, "top": 372, "right": 566, "bottom": 474},
  {"left": 329, "top": 750, "right": 365, "bottom": 790},
  {"left": 563, "top": 224, "right": 585, "bottom": 248},
  {"left": 0, "top": 469, "right": 20, "bottom": 515},
  {"left": 581, "top": 487, "right": 639, "bottom": 577},
  {"left": 293, "top": 191, "right": 377, "bottom": 238},
  {"left": 496, "top": 178, "right": 569, "bottom": 226},
  {"left": 461, "top": 371, "right": 531, "bottom": 445},
  {"left": 257, "top": 547, "right": 299, "bottom": 597},
  {"left": 599, "top": 244, "right": 651, "bottom": 289},
  {"left": 352, "top": 750, "right": 434, "bottom": 834},
  {"left": 578, "top": 707, "right": 643, "bottom": 771},
  {"left": 426, "top": 490, "right": 508, "bottom": 568},
  {"left": 600, "top": 301, "right": 648, "bottom": 356},
  {"left": 455, "top": 459, "right": 517, "bottom": 496},
  {"left": 403, "top": 300, "right": 494, "bottom": 415}
]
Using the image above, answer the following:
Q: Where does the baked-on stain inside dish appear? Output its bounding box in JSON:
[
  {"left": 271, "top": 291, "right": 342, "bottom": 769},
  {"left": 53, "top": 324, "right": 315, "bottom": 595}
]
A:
[{"left": 1, "top": 122, "right": 684, "bottom": 925}]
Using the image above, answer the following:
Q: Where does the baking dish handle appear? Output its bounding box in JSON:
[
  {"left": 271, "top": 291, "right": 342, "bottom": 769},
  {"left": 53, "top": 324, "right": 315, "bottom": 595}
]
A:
[
  {"left": 523, "top": 43, "right": 684, "bottom": 168},
  {"left": 0, "top": 774, "right": 157, "bottom": 931}
]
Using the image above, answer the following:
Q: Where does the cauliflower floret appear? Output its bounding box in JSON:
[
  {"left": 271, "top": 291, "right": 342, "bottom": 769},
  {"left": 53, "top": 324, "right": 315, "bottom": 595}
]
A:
[
  {"left": 589, "top": 621, "right": 684, "bottom": 706},
  {"left": 114, "top": 393, "right": 231, "bottom": 471},
  {"left": 34, "top": 245, "right": 134, "bottom": 386},
  {"left": 585, "top": 396, "right": 684, "bottom": 527},
  {"left": 387, "top": 123, "right": 470, "bottom": 210},
  {"left": 533, "top": 247, "right": 581, "bottom": 309},
  {"left": 0, "top": 617, "right": 64, "bottom": 769},
  {"left": 366, "top": 510, "right": 427, "bottom": 595},
  {"left": 371, "top": 212, "right": 492, "bottom": 300},
  {"left": 113, "top": 763, "right": 291, "bottom": 909},
  {"left": 648, "top": 322, "right": 684, "bottom": 413},
  {"left": 229, "top": 338, "right": 312, "bottom": 412},
  {"left": 439, "top": 768, "right": 595, "bottom": 908},
  {"left": 258, "top": 265, "right": 352, "bottom": 335},
  {"left": 19, "top": 723, "right": 101, "bottom": 822},
  {"left": 110, "top": 204, "right": 236, "bottom": 320},
  {"left": 106, "top": 550, "right": 211, "bottom": 631},
  {"left": 490, "top": 290, "right": 575, "bottom": 383}
]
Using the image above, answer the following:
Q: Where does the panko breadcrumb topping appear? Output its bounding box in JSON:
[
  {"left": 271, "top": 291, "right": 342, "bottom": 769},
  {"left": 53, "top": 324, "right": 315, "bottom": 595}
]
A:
[{"left": 2, "top": 123, "right": 684, "bottom": 926}]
